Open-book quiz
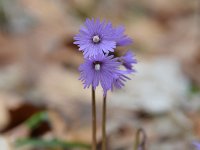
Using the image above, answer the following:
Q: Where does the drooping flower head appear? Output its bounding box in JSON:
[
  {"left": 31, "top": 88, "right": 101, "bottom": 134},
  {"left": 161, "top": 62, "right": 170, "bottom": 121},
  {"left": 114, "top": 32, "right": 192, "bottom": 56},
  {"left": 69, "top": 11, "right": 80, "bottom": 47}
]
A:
[
  {"left": 120, "top": 50, "right": 137, "bottom": 72},
  {"left": 79, "top": 54, "right": 122, "bottom": 95},
  {"left": 114, "top": 26, "right": 133, "bottom": 46},
  {"left": 112, "top": 70, "right": 130, "bottom": 90},
  {"left": 74, "top": 18, "right": 117, "bottom": 58},
  {"left": 111, "top": 50, "right": 137, "bottom": 90}
]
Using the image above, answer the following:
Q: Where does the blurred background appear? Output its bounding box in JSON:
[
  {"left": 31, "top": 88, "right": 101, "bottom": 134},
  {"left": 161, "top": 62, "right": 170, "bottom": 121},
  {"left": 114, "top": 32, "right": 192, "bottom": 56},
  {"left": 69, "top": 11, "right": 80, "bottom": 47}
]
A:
[{"left": 0, "top": 0, "right": 200, "bottom": 150}]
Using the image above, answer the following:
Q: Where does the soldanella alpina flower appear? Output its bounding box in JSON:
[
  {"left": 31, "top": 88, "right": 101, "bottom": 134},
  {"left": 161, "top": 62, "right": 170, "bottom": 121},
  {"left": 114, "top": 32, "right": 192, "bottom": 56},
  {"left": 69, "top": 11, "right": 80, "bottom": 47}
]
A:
[
  {"left": 114, "top": 26, "right": 133, "bottom": 46},
  {"left": 79, "top": 54, "right": 122, "bottom": 95},
  {"left": 74, "top": 18, "right": 137, "bottom": 150},
  {"left": 120, "top": 50, "right": 137, "bottom": 72},
  {"left": 74, "top": 18, "right": 117, "bottom": 58},
  {"left": 112, "top": 70, "right": 131, "bottom": 89},
  {"left": 74, "top": 18, "right": 132, "bottom": 58}
]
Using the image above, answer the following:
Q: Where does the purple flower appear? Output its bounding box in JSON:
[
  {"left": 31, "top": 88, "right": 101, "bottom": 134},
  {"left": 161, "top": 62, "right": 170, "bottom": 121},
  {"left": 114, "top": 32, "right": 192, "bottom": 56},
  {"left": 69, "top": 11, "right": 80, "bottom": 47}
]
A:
[
  {"left": 120, "top": 50, "right": 137, "bottom": 71},
  {"left": 74, "top": 18, "right": 117, "bottom": 58},
  {"left": 114, "top": 26, "right": 133, "bottom": 46},
  {"left": 111, "top": 51, "right": 137, "bottom": 89},
  {"left": 193, "top": 142, "right": 200, "bottom": 150},
  {"left": 79, "top": 54, "right": 121, "bottom": 95},
  {"left": 112, "top": 70, "right": 130, "bottom": 89}
]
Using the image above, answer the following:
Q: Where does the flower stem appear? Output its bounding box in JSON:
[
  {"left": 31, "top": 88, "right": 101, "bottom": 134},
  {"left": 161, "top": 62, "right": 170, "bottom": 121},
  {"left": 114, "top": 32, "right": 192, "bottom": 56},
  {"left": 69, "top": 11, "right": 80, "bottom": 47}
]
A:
[
  {"left": 92, "top": 87, "right": 97, "bottom": 150},
  {"left": 134, "top": 128, "right": 146, "bottom": 150},
  {"left": 102, "top": 94, "right": 107, "bottom": 150}
]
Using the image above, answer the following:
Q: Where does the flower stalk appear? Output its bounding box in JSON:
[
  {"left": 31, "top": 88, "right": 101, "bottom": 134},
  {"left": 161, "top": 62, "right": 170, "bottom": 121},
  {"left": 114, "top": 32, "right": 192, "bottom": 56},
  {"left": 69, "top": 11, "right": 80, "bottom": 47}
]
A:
[
  {"left": 92, "top": 87, "right": 97, "bottom": 150},
  {"left": 134, "top": 128, "right": 146, "bottom": 150},
  {"left": 102, "top": 95, "right": 107, "bottom": 150}
]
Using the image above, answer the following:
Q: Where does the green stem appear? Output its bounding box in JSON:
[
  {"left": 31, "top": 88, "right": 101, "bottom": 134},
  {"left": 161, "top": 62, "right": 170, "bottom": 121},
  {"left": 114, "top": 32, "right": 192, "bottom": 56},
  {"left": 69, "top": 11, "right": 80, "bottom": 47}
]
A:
[
  {"left": 92, "top": 87, "right": 97, "bottom": 150},
  {"left": 25, "top": 111, "right": 48, "bottom": 129},
  {"left": 15, "top": 138, "right": 90, "bottom": 149},
  {"left": 102, "top": 94, "right": 107, "bottom": 150}
]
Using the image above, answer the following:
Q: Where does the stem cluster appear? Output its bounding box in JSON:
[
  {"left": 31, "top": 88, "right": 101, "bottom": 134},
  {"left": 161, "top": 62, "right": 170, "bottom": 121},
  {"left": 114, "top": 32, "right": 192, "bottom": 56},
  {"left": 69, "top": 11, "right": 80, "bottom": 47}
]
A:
[{"left": 91, "top": 88, "right": 107, "bottom": 150}]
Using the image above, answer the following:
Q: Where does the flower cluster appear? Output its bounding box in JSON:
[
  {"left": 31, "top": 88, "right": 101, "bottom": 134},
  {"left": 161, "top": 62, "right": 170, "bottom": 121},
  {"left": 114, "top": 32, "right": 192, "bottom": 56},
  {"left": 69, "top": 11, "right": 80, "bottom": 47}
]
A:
[{"left": 74, "top": 18, "right": 137, "bottom": 95}]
